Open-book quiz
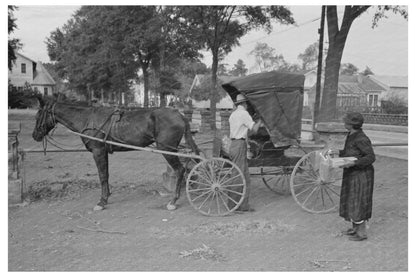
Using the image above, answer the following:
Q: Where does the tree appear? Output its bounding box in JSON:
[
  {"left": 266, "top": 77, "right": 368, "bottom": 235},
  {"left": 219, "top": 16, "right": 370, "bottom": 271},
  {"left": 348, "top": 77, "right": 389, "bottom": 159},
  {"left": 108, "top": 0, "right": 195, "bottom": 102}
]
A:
[
  {"left": 340, "top": 63, "right": 359, "bottom": 75},
  {"left": 47, "top": 6, "right": 201, "bottom": 107},
  {"left": 8, "top": 82, "right": 38, "bottom": 109},
  {"left": 318, "top": 5, "right": 407, "bottom": 121},
  {"left": 8, "top": 6, "right": 21, "bottom": 70},
  {"left": 43, "top": 62, "right": 69, "bottom": 95},
  {"left": 217, "top": 63, "right": 229, "bottom": 76},
  {"left": 149, "top": 6, "right": 203, "bottom": 107},
  {"left": 249, "top": 42, "right": 287, "bottom": 72},
  {"left": 249, "top": 42, "right": 291, "bottom": 72},
  {"left": 179, "top": 6, "right": 294, "bottom": 129},
  {"left": 381, "top": 95, "right": 407, "bottom": 114},
  {"left": 250, "top": 42, "right": 301, "bottom": 73},
  {"left": 46, "top": 7, "right": 137, "bottom": 102},
  {"left": 229, "top": 59, "right": 248, "bottom": 77},
  {"left": 361, "top": 66, "right": 374, "bottom": 76},
  {"left": 297, "top": 42, "right": 319, "bottom": 71}
]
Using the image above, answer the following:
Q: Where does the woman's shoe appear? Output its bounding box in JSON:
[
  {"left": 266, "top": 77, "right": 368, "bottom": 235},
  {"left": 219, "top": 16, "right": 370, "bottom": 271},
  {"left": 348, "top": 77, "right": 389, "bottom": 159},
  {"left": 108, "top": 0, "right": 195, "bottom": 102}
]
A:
[
  {"left": 341, "top": 228, "right": 356, "bottom": 236},
  {"left": 348, "top": 234, "right": 367, "bottom": 241}
]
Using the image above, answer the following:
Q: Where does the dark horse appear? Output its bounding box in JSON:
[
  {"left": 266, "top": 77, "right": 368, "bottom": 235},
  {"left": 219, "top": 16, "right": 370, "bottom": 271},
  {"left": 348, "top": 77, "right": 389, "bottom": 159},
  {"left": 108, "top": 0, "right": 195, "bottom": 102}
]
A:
[{"left": 32, "top": 96, "right": 200, "bottom": 211}]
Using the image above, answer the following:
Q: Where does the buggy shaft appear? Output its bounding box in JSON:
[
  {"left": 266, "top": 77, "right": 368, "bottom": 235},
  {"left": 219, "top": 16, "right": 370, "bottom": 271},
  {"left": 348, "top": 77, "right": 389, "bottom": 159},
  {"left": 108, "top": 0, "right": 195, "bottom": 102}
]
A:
[{"left": 67, "top": 130, "right": 204, "bottom": 161}]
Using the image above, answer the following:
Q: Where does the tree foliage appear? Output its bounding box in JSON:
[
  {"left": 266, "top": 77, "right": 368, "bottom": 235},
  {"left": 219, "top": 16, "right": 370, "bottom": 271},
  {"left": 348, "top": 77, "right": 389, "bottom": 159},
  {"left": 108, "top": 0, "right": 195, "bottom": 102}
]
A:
[
  {"left": 249, "top": 42, "right": 302, "bottom": 73},
  {"left": 361, "top": 66, "right": 374, "bottom": 76},
  {"left": 8, "top": 82, "right": 38, "bottom": 109},
  {"left": 177, "top": 6, "right": 294, "bottom": 129},
  {"left": 229, "top": 59, "right": 248, "bottom": 77},
  {"left": 47, "top": 6, "right": 203, "bottom": 107},
  {"left": 340, "top": 63, "right": 359, "bottom": 75},
  {"left": 381, "top": 95, "right": 407, "bottom": 114},
  {"left": 8, "top": 6, "right": 21, "bottom": 71},
  {"left": 297, "top": 42, "right": 319, "bottom": 71}
]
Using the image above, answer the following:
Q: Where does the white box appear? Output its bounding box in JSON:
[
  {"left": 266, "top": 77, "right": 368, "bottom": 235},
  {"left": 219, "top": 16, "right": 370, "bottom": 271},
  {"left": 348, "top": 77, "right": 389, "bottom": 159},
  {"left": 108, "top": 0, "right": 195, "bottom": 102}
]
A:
[{"left": 330, "top": 157, "right": 357, "bottom": 168}]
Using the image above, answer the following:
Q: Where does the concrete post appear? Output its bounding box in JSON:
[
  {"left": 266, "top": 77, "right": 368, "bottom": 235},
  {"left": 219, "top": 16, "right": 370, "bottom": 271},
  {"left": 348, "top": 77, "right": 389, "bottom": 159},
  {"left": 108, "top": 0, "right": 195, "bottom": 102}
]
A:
[{"left": 315, "top": 122, "right": 348, "bottom": 150}]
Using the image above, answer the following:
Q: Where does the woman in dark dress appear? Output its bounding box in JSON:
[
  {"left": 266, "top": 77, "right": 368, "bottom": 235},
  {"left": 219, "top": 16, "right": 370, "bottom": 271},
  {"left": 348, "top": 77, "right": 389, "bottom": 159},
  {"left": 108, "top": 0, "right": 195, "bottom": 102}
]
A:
[{"left": 332, "top": 112, "right": 376, "bottom": 241}]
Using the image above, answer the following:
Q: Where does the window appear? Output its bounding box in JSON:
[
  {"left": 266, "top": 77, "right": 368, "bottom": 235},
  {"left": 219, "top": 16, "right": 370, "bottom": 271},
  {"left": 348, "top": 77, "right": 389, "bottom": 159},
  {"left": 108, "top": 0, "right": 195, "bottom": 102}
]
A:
[
  {"left": 21, "top": 63, "right": 26, "bottom": 74},
  {"left": 44, "top": 87, "right": 48, "bottom": 96},
  {"left": 369, "top": 94, "right": 379, "bottom": 106}
]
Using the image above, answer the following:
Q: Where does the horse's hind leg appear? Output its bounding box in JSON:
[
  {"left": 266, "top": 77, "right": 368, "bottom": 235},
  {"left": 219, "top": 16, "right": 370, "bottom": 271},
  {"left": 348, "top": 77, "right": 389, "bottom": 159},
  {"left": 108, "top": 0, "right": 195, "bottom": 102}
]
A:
[
  {"left": 163, "top": 154, "right": 185, "bottom": 211},
  {"left": 91, "top": 147, "right": 111, "bottom": 211}
]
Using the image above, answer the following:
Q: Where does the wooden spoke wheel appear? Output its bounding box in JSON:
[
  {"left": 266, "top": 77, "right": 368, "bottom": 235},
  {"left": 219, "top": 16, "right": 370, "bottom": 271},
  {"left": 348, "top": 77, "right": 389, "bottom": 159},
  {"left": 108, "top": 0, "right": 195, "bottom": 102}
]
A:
[
  {"left": 290, "top": 150, "right": 343, "bottom": 213},
  {"left": 186, "top": 157, "right": 246, "bottom": 216},
  {"left": 261, "top": 166, "right": 293, "bottom": 195}
]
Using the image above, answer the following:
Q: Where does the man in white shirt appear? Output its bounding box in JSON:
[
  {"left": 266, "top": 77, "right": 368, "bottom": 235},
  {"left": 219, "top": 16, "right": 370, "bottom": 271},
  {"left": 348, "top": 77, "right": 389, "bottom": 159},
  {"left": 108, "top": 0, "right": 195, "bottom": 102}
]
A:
[{"left": 228, "top": 94, "right": 263, "bottom": 212}]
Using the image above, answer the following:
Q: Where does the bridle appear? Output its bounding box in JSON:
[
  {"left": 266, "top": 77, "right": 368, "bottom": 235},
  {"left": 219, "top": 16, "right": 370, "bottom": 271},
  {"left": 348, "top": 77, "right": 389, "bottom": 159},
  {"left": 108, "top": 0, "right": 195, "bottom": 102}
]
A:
[{"left": 37, "top": 103, "right": 57, "bottom": 154}]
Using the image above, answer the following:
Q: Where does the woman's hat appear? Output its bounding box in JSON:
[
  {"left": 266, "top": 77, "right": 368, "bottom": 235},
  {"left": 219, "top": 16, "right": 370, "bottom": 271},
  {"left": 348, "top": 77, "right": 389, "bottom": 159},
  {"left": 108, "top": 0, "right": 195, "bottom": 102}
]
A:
[
  {"left": 235, "top": 94, "right": 248, "bottom": 104},
  {"left": 343, "top": 112, "right": 364, "bottom": 126}
]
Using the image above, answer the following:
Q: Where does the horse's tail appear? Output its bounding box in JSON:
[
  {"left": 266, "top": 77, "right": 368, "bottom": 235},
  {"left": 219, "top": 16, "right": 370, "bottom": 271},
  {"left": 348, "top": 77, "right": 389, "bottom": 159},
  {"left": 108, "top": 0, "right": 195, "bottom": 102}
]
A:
[{"left": 183, "top": 116, "right": 201, "bottom": 155}]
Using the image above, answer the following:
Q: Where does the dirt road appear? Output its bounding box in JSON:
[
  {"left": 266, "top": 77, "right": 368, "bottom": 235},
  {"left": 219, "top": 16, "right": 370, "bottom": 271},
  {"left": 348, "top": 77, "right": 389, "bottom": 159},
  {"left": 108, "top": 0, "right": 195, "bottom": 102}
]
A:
[{"left": 8, "top": 110, "right": 408, "bottom": 271}]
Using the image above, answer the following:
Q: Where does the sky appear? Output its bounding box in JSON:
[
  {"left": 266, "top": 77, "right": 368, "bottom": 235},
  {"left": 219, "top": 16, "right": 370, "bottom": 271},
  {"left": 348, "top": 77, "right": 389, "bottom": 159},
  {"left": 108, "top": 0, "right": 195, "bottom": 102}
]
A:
[{"left": 10, "top": 4, "right": 409, "bottom": 76}]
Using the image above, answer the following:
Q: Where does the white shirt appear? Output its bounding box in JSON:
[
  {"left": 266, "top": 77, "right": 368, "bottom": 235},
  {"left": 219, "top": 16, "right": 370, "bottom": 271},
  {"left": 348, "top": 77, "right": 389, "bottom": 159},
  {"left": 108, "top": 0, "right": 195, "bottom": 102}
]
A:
[{"left": 229, "top": 105, "right": 255, "bottom": 139}]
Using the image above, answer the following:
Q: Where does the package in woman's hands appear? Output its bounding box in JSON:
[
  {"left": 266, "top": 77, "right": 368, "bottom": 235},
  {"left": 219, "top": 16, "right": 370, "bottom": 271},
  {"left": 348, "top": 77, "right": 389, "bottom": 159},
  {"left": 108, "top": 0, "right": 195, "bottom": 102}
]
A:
[
  {"left": 319, "top": 151, "right": 333, "bottom": 182},
  {"left": 330, "top": 157, "right": 357, "bottom": 168}
]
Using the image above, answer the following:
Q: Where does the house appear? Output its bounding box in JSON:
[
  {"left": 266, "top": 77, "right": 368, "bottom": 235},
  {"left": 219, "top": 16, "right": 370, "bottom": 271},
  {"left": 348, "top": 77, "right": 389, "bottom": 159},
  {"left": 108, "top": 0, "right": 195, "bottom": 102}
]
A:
[
  {"left": 189, "top": 74, "right": 239, "bottom": 109},
  {"left": 307, "top": 74, "right": 386, "bottom": 112},
  {"left": 298, "top": 70, "right": 316, "bottom": 106},
  {"left": 8, "top": 52, "right": 56, "bottom": 96},
  {"left": 368, "top": 75, "right": 408, "bottom": 102}
]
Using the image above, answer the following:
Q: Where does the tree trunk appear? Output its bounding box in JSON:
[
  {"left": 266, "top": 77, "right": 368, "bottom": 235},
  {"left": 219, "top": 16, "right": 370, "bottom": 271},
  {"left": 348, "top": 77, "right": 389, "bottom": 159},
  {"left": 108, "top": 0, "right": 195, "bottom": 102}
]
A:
[
  {"left": 320, "top": 44, "right": 343, "bottom": 121},
  {"left": 143, "top": 66, "right": 149, "bottom": 108},
  {"left": 319, "top": 6, "right": 353, "bottom": 122},
  {"left": 210, "top": 49, "right": 219, "bottom": 130}
]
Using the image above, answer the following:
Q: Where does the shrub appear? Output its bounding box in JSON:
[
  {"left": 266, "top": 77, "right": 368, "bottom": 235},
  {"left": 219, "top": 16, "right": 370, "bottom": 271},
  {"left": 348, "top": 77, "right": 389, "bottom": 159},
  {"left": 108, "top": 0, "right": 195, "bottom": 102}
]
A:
[
  {"left": 8, "top": 83, "right": 39, "bottom": 109},
  {"left": 381, "top": 95, "right": 408, "bottom": 114}
]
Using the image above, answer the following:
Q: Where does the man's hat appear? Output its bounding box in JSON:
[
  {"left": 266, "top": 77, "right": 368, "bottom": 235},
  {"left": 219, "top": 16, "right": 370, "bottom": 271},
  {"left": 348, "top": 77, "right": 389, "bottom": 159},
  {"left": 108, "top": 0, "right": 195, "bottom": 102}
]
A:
[{"left": 235, "top": 94, "right": 248, "bottom": 104}]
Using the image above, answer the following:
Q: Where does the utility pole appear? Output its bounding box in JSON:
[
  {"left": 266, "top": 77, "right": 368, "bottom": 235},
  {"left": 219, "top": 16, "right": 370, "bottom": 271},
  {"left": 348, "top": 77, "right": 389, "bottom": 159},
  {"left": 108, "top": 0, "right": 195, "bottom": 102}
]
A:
[{"left": 313, "top": 5, "right": 326, "bottom": 132}]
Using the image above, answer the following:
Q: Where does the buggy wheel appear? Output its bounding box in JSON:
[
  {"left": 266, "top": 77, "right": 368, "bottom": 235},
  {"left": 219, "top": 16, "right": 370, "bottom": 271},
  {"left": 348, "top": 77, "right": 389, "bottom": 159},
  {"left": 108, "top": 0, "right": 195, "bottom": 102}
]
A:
[
  {"left": 186, "top": 157, "right": 246, "bottom": 216},
  {"left": 260, "top": 166, "right": 292, "bottom": 195},
  {"left": 290, "top": 150, "right": 343, "bottom": 213}
]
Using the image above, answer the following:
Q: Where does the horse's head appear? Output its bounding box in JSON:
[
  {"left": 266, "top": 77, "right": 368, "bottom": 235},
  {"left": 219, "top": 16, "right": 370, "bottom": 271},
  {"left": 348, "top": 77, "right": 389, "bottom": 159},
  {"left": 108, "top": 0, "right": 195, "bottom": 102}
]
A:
[{"left": 32, "top": 95, "right": 57, "bottom": 142}]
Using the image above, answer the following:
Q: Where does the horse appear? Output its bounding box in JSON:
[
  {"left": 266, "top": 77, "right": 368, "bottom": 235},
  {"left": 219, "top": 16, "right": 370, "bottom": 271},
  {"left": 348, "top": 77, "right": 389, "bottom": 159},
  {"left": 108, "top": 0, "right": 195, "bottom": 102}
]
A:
[{"left": 32, "top": 95, "right": 200, "bottom": 211}]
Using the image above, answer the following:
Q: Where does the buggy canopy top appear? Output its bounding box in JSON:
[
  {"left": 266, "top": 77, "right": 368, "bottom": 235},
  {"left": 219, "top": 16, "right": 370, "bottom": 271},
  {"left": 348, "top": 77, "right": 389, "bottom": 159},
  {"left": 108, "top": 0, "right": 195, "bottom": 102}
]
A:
[{"left": 222, "top": 71, "right": 305, "bottom": 147}]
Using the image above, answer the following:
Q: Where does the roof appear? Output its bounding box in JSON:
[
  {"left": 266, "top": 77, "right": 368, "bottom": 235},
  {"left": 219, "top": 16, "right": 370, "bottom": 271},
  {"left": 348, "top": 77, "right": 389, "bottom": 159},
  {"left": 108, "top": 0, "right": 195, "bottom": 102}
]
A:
[
  {"left": 337, "top": 83, "right": 365, "bottom": 95},
  {"left": 16, "top": 52, "right": 37, "bottom": 63},
  {"left": 369, "top": 75, "right": 408, "bottom": 88},
  {"left": 32, "top": 62, "right": 56, "bottom": 86},
  {"left": 338, "top": 74, "right": 385, "bottom": 93}
]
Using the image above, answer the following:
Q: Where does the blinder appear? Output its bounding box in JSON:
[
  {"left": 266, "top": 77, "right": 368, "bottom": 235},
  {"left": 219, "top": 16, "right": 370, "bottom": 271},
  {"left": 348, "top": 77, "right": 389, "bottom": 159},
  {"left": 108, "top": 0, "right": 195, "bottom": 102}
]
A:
[{"left": 37, "top": 102, "right": 57, "bottom": 136}]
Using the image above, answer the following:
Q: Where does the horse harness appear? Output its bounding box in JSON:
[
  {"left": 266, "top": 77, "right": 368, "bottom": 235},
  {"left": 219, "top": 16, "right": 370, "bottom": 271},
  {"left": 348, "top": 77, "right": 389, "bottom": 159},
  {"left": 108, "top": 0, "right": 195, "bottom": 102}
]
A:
[
  {"left": 41, "top": 104, "right": 180, "bottom": 153},
  {"left": 81, "top": 107, "right": 124, "bottom": 153}
]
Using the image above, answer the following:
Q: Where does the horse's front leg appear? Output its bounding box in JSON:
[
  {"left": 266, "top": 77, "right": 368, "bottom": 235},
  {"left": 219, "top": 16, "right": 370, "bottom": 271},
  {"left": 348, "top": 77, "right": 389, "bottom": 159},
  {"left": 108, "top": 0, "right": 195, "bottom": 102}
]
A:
[{"left": 91, "top": 147, "right": 111, "bottom": 211}]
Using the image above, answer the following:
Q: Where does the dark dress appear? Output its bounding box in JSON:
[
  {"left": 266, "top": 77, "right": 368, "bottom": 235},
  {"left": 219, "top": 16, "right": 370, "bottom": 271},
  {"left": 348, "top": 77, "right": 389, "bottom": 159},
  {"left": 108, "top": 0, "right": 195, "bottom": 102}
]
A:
[{"left": 339, "top": 129, "right": 376, "bottom": 222}]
